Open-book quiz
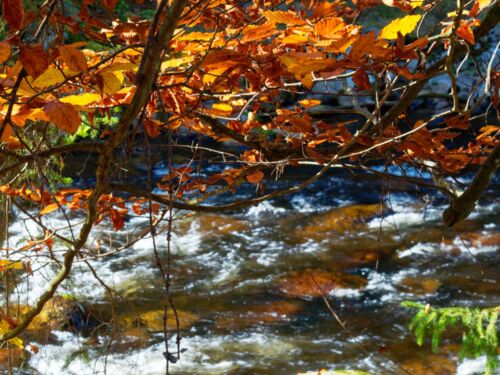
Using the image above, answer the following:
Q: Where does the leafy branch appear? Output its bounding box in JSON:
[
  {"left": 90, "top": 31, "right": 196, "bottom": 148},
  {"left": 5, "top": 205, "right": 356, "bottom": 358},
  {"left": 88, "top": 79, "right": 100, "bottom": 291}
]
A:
[{"left": 402, "top": 301, "right": 499, "bottom": 375}]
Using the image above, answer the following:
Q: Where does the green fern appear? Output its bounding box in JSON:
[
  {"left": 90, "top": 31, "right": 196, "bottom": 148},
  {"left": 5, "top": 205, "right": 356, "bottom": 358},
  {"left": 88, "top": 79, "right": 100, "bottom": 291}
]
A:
[{"left": 402, "top": 302, "right": 499, "bottom": 375}]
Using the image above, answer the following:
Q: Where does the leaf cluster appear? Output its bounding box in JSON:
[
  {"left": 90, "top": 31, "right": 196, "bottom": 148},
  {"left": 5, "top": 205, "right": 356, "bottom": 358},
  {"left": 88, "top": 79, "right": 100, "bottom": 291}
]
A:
[{"left": 402, "top": 301, "right": 499, "bottom": 375}]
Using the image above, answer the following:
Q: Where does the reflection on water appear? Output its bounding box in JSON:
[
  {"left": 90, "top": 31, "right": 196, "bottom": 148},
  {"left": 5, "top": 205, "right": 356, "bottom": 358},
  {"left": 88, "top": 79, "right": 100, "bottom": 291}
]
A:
[{"left": 3, "top": 170, "right": 499, "bottom": 375}]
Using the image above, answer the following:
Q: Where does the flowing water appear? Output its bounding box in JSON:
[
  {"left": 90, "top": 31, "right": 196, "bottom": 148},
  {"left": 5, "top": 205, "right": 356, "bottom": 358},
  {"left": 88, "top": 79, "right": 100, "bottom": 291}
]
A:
[{"left": 2, "top": 165, "right": 499, "bottom": 375}]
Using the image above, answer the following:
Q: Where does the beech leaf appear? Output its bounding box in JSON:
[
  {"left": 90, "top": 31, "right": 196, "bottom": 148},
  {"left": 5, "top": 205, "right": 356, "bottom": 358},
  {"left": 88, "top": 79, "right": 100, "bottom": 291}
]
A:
[
  {"left": 246, "top": 171, "right": 264, "bottom": 184},
  {"left": 20, "top": 44, "right": 50, "bottom": 79},
  {"left": 58, "top": 45, "right": 88, "bottom": 72},
  {"left": 2, "top": 0, "right": 24, "bottom": 31},
  {"left": 43, "top": 101, "right": 81, "bottom": 134},
  {"left": 379, "top": 15, "right": 422, "bottom": 40},
  {"left": 0, "top": 42, "right": 12, "bottom": 64}
]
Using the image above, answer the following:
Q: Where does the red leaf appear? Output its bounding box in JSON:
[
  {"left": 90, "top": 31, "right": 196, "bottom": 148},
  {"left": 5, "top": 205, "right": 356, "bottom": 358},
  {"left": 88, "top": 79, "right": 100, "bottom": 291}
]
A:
[
  {"left": 20, "top": 44, "right": 49, "bottom": 79},
  {"left": 2, "top": 0, "right": 24, "bottom": 31},
  {"left": 353, "top": 69, "right": 371, "bottom": 91},
  {"left": 103, "top": 0, "right": 119, "bottom": 10}
]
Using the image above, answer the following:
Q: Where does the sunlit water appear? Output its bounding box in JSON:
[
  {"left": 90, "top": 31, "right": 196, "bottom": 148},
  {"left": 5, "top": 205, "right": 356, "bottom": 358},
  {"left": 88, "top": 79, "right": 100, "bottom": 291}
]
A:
[{"left": 3, "top": 167, "right": 499, "bottom": 375}]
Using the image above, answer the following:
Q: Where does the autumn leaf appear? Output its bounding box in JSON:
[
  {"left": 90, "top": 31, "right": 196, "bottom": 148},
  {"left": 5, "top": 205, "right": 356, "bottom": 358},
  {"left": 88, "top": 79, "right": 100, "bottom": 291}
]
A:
[
  {"left": 353, "top": 69, "right": 371, "bottom": 91},
  {"left": 0, "top": 259, "right": 24, "bottom": 271},
  {"left": 43, "top": 101, "right": 81, "bottom": 134},
  {"left": 102, "top": 0, "right": 118, "bottom": 10},
  {"left": 263, "top": 10, "right": 306, "bottom": 25},
  {"left": 97, "top": 71, "right": 123, "bottom": 95},
  {"left": 456, "top": 22, "right": 475, "bottom": 44},
  {"left": 2, "top": 0, "right": 24, "bottom": 31},
  {"left": 39, "top": 203, "right": 60, "bottom": 215},
  {"left": 58, "top": 45, "right": 88, "bottom": 72},
  {"left": 20, "top": 44, "right": 50, "bottom": 79},
  {"left": 299, "top": 99, "right": 322, "bottom": 108},
  {"left": 314, "top": 17, "right": 345, "bottom": 39},
  {"left": 30, "top": 67, "right": 67, "bottom": 88},
  {"left": 379, "top": 14, "right": 422, "bottom": 40},
  {"left": 212, "top": 103, "right": 233, "bottom": 113},
  {"left": 246, "top": 171, "right": 264, "bottom": 184},
  {"left": 60, "top": 93, "right": 101, "bottom": 106},
  {"left": 0, "top": 42, "right": 11, "bottom": 64}
]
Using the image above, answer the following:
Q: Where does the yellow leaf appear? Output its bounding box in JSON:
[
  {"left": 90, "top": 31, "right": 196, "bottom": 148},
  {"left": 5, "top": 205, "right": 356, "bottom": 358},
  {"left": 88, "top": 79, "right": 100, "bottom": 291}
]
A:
[
  {"left": 99, "top": 71, "right": 122, "bottom": 95},
  {"left": 178, "top": 32, "right": 216, "bottom": 42},
  {"left": 30, "top": 67, "right": 67, "bottom": 88},
  {"left": 0, "top": 319, "right": 24, "bottom": 348},
  {"left": 212, "top": 103, "right": 232, "bottom": 112},
  {"left": 0, "top": 259, "right": 24, "bottom": 270},
  {"left": 101, "top": 61, "right": 137, "bottom": 72},
  {"left": 60, "top": 93, "right": 101, "bottom": 106},
  {"left": 161, "top": 55, "right": 195, "bottom": 70},
  {"left": 380, "top": 14, "right": 422, "bottom": 40},
  {"left": 477, "top": 0, "right": 493, "bottom": 10},
  {"left": 39, "top": 203, "right": 59, "bottom": 215}
]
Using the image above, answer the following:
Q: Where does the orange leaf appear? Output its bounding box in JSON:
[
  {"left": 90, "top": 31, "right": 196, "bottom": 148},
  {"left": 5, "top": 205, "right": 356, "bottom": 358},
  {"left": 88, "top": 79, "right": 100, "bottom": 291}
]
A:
[
  {"left": 39, "top": 203, "right": 59, "bottom": 215},
  {"left": 299, "top": 99, "right": 321, "bottom": 108},
  {"left": 58, "top": 45, "right": 88, "bottom": 72},
  {"left": 246, "top": 171, "right": 264, "bottom": 184},
  {"left": 263, "top": 10, "right": 306, "bottom": 25},
  {"left": 20, "top": 44, "right": 49, "bottom": 79},
  {"left": 43, "top": 101, "right": 81, "bottom": 134},
  {"left": 0, "top": 42, "right": 11, "bottom": 64},
  {"left": 314, "top": 17, "right": 345, "bottom": 39},
  {"left": 456, "top": 22, "right": 475, "bottom": 44},
  {"left": 2, "top": 0, "right": 24, "bottom": 31}
]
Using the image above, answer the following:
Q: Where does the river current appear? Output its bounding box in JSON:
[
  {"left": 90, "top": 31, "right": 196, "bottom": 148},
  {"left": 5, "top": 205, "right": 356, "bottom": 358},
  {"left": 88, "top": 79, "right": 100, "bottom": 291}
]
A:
[{"left": 3, "top": 165, "right": 499, "bottom": 375}]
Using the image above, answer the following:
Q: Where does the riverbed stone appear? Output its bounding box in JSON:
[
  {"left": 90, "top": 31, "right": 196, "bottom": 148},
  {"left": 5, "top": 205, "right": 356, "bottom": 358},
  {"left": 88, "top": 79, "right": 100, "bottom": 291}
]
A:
[
  {"left": 397, "top": 276, "right": 441, "bottom": 295},
  {"left": 175, "top": 213, "right": 249, "bottom": 237},
  {"left": 278, "top": 269, "right": 367, "bottom": 299},
  {"left": 400, "top": 353, "right": 456, "bottom": 375},
  {"left": 118, "top": 308, "right": 198, "bottom": 332},
  {"left": 215, "top": 300, "right": 303, "bottom": 330},
  {"left": 296, "top": 204, "right": 382, "bottom": 241}
]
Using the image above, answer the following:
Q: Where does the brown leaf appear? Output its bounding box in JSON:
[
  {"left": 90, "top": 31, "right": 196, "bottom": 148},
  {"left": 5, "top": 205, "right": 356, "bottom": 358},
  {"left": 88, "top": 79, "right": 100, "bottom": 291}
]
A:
[
  {"left": 102, "top": 0, "right": 118, "bottom": 10},
  {"left": 2, "top": 0, "right": 24, "bottom": 30},
  {"left": 0, "top": 42, "right": 12, "bottom": 64},
  {"left": 58, "top": 45, "right": 88, "bottom": 72},
  {"left": 353, "top": 69, "right": 371, "bottom": 91},
  {"left": 43, "top": 101, "right": 81, "bottom": 134},
  {"left": 20, "top": 44, "right": 49, "bottom": 79}
]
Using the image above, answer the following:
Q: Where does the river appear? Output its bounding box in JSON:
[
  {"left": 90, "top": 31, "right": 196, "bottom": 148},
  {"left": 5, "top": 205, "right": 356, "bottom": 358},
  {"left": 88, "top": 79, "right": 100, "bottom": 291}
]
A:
[{"left": 2, "top": 164, "right": 499, "bottom": 375}]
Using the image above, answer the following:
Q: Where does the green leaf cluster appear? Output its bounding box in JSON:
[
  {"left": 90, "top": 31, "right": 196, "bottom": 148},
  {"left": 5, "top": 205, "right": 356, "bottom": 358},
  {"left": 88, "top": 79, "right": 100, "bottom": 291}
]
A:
[{"left": 402, "top": 301, "right": 499, "bottom": 375}]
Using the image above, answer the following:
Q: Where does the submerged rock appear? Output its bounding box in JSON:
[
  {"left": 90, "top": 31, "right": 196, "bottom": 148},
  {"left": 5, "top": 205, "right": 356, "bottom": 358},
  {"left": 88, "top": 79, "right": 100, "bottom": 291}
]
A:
[
  {"left": 215, "top": 300, "right": 303, "bottom": 330},
  {"left": 118, "top": 308, "right": 198, "bottom": 332},
  {"left": 277, "top": 269, "right": 367, "bottom": 299},
  {"left": 400, "top": 353, "right": 456, "bottom": 375},
  {"left": 397, "top": 276, "right": 441, "bottom": 295},
  {"left": 296, "top": 204, "right": 382, "bottom": 241},
  {"left": 176, "top": 213, "right": 249, "bottom": 236},
  {"left": 14, "top": 296, "right": 101, "bottom": 343},
  {"left": 298, "top": 370, "right": 371, "bottom": 375}
]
